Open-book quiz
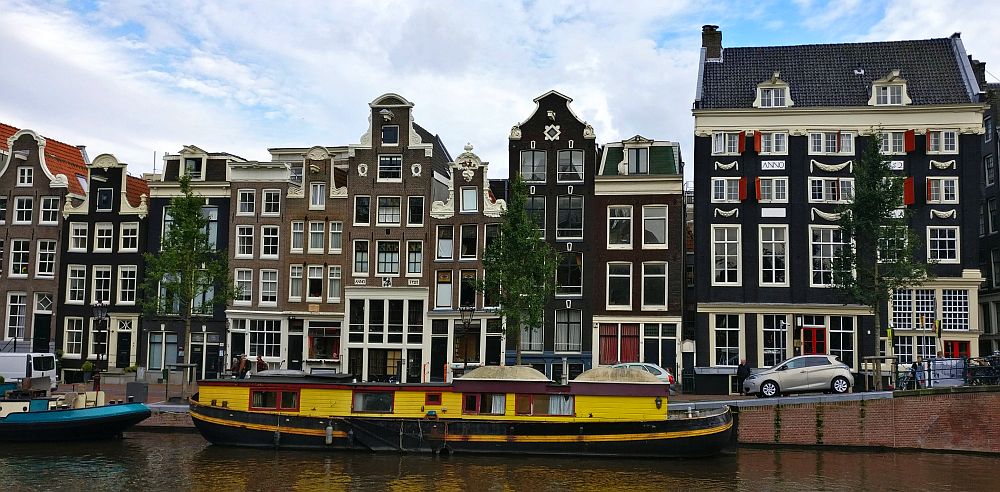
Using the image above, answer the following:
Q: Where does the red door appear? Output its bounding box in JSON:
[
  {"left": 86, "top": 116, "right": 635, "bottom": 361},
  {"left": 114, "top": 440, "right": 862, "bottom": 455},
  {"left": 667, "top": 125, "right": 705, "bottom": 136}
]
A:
[
  {"left": 943, "top": 341, "right": 970, "bottom": 358},
  {"left": 802, "top": 327, "right": 826, "bottom": 355}
]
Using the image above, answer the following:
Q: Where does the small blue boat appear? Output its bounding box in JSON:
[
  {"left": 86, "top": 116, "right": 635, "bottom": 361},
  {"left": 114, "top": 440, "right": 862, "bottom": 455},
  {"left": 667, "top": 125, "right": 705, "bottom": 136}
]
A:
[{"left": 0, "top": 399, "right": 151, "bottom": 442}]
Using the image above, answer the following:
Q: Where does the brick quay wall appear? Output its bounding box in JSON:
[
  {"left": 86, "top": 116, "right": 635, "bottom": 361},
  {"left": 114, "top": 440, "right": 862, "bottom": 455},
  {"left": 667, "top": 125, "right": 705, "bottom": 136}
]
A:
[{"left": 736, "top": 386, "right": 1000, "bottom": 453}]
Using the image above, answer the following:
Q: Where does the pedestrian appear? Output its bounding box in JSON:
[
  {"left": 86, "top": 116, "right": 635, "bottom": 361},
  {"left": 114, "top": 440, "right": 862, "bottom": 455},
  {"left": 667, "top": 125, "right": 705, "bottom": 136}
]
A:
[
  {"left": 256, "top": 355, "right": 268, "bottom": 374},
  {"left": 737, "top": 359, "right": 751, "bottom": 395},
  {"left": 237, "top": 354, "right": 249, "bottom": 379},
  {"left": 910, "top": 358, "right": 922, "bottom": 389}
]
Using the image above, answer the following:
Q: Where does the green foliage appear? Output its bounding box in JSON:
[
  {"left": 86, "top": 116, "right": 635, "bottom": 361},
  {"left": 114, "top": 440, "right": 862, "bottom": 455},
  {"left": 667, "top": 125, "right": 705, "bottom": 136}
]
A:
[
  {"left": 141, "top": 174, "right": 237, "bottom": 331},
  {"left": 479, "top": 175, "right": 559, "bottom": 364},
  {"left": 81, "top": 361, "right": 95, "bottom": 373},
  {"left": 124, "top": 365, "right": 138, "bottom": 374},
  {"left": 833, "top": 132, "right": 929, "bottom": 356}
]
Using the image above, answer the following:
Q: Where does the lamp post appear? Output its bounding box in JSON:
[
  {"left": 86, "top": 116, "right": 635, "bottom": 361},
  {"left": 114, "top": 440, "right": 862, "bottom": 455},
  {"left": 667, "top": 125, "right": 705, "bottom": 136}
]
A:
[
  {"left": 91, "top": 301, "right": 109, "bottom": 391},
  {"left": 459, "top": 306, "right": 475, "bottom": 375}
]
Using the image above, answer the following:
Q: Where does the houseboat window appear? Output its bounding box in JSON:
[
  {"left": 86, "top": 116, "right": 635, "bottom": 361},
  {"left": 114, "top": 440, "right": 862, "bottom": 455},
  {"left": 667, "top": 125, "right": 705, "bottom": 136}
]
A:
[
  {"left": 464, "top": 393, "right": 506, "bottom": 415},
  {"left": 251, "top": 391, "right": 278, "bottom": 409},
  {"left": 353, "top": 391, "right": 394, "bottom": 413},
  {"left": 281, "top": 392, "right": 299, "bottom": 410},
  {"left": 514, "top": 394, "right": 573, "bottom": 416},
  {"left": 425, "top": 393, "right": 442, "bottom": 406}
]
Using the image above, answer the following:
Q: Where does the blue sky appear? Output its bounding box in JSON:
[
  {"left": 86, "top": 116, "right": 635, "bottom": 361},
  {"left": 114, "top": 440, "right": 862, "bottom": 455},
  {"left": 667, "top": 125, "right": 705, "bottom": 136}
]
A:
[{"left": 0, "top": 1, "right": 995, "bottom": 179}]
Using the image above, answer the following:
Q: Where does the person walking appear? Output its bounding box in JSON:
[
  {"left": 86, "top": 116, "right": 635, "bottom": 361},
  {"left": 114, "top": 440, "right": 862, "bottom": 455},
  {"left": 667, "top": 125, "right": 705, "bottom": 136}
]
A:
[{"left": 737, "top": 359, "right": 751, "bottom": 395}]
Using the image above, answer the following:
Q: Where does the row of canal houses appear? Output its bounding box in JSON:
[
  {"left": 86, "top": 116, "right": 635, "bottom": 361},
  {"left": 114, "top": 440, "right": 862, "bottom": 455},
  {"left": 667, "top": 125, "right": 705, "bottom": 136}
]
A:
[{"left": 1, "top": 26, "right": 996, "bottom": 393}]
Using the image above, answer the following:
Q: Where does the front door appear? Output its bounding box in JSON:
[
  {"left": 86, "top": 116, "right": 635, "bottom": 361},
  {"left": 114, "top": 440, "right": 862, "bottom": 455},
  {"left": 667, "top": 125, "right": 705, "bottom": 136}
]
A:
[
  {"left": 190, "top": 343, "right": 204, "bottom": 380},
  {"left": 287, "top": 334, "right": 303, "bottom": 371},
  {"left": 31, "top": 314, "right": 51, "bottom": 352},
  {"left": 430, "top": 336, "right": 447, "bottom": 382},
  {"left": 802, "top": 327, "right": 826, "bottom": 355},
  {"left": 116, "top": 332, "right": 131, "bottom": 368},
  {"left": 485, "top": 335, "right": 502, "bottom": 366}
]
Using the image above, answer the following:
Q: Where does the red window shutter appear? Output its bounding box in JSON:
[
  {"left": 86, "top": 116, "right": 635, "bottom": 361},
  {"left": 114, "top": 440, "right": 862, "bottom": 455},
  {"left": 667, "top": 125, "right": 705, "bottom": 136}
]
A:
[
  {"left": 836, "top": 131, "right": 841, "bottom": 152},
  {"left": 755, "top": 177, "right": 762, "bottom": 200},
  {"left": 904, "top": 130, "right": 916, "bottom": 152},
  {"left": 738, "top": 131, "right": 746, "bottom": 153},
  {"left": 753, "top": 132, "right": 762, "bottom": 153},
  {"left": 903, "top": 176, "right": 915, "bottom": 205},
  {"left": 739, "top": 177, "right": 748, "bottom": 201},
  {"left": 926, "top": 178, "right": 933, "bottom": 202}
]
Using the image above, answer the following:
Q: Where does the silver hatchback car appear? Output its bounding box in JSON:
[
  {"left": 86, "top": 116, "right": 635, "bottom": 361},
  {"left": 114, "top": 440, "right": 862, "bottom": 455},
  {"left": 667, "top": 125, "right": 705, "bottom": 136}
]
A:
[{"left": 744, "top": 355, "right": 853, "bottom": 398}]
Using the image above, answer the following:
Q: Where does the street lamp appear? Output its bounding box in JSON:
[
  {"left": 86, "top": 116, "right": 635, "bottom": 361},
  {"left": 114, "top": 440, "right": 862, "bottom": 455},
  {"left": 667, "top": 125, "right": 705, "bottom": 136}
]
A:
[
  {"left": 459, "top": 306, "right": 475, "bottom": 375},
  {"left": 91, "top": 301, "right": 109, "bottom": 391}
]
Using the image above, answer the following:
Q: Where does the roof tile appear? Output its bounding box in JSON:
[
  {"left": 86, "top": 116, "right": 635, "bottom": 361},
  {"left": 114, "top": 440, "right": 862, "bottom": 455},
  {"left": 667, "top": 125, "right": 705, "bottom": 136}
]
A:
[{"left": 1, "top": 122, "right": 88, "bottom": 195}]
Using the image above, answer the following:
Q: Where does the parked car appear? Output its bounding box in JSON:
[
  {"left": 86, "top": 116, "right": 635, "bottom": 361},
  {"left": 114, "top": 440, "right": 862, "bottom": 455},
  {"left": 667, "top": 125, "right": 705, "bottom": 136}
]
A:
[
  {"left": 611, "top": 363, "right": 675, "bottom": 393},
  {"left": 744, "top": 355, "right": 853, "bottom": 398}
]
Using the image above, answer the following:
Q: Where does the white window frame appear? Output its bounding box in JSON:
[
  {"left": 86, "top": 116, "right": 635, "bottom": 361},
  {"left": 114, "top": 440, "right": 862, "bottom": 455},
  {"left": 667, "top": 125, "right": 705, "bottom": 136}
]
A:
[
  {"left": 261, "top": 225, "right": 279, "bottom": 259},
  {"left": 92, "top": 265, "right": 112, "bottom": 303},
  {"left": 234, "top": 269, "right": 253, "bottom": 305},
  {"left": 926, "top": 177, "right": 959, "bottom": 204},
  {"left": 290, "top": 221, "right": 304, "bottom": 253},
  {"left": 69, "top": 223, "right": 88, "bottom": 253},
  {"left": 809, "top": 131, "right": 854, "bottom": 155},
  {"left": 607, "top": 205, "right": 632, "bottom": 249},
  {"left": 808, "top": 177, "right": 854, "bottom": 204},
  {"left": 262, "top": 189, "right": 281, "bottom": 215},
  {"left": 309, "top": 182, "right": 326, "bottom": 210},
  {"left": 35, "top": 239, "right": 56, "bottom": 278},
  {"left": 927, "top": 130, "right": 959, "bottom": 154},
  {"left": 554, "top": 309, "right": 583, "bottom": 352},
  {"left": 328, "top": 221, "right": 343, "bottom": 254},
  {"left": 376, "top": 240, "right": 401, "bottom": 276},
  {"left": 377, "top": 154, "right": 403, "bottom": 182},
  {"left": 67, "top": 265, "right": 87, "bottom": 304},
  {"left": 759, "top": 225, "right": 788, "bottom": 287},
  {"left": 758, "top": 87, "right": 786, "bottom": 108},
  {"left": 9, "top": 239, "right": 29, "bottom": 277},
  {"left": 306, "top": 265, "right": 324, "bottom": 302},
  {"left": 642, "top": 205, "right": 668, "bottom": 249},
  {"left": 556, "top": 195, "right": 584, "bottom": 240},
  {"left": 711, "top": 177, "right": 741, "bottom": 203},
  {"left": 13, "top": 197, "right": 32, "bottom": 225},
  {"left": 875, "top": 84, "right": 904, "bottom": 105},
  {"left": 557, "top": 149, "right": 585, "bottom": 183},
  {"left": 259, "top": 269, "right": 278, "bottom": 306},
  {"left": 406, "top": 241, "right": 423, "bottom": 277},
  {"left": 927, "top": 226, "right": 960, "bottom": 264},
  {"left": 381, "top": 125, "right": 400, "bottom": 146},
  {"left": 94, "top": 223, "right": 114, "bottom": 253},
  {"left": 308, "top": 221, "right": 325, "bottom": 254},
  {"left": 376, "top": 196, "right": 402, "bottom": 226},
  {"left": 757, "top": 177, "right": 788, "bottom": 203},
  {"left": 327, "top": 265, "right": 341, "bottom": 303},
  {"left": 641, "top": 262, "right": 668, "bottom": 310},
  {"left": 759, "top": 132, "right": 787, "bottom": 155},
  {"left": 436, "top": 225, "right": 454, "bottom": 260},
  {"left": 711, "top": 313, "right": 742, "bottom": 367},
  {"left": 289, "top": 265, "right": 303, "bottom": 301},
  {"left": 120, "top": 222, "right": 139, "bottom": 252},
  {"left": 435, "top": 271, "right": 453, "bottom": 309},
  {"left": 39, "top": 196, "right": 59, "bottom": 225},
  {"left": 712, "top": 132, "right": 741, "bottom": 156},
  {"left": 237, "top": 189, "right": 256, "bottom": 216},
  {"left": 606, "top": 262, "right": 632, "bottom": 310},
  {"left": 711, "top": 225, "right": 741, "bottom": 286},
  {"left": 460, "top": 187, "right": 478, "bottom": 213},
  {"left": 809, "top": 226, "right": 846, "bottom": 287},
  {"left": 353, "top": 240, "right": 369, "bottom": 276},
  {"left": 880, "top": 131, "right": 906, "bottom": 155},
  {"left": 5, "top": 292, "right": 27, "bottom": 340},
  {"left": 520, "top": 150, "right": 546, "bottom": 183},
  {"left": 16, "top": 166, "right": 33, "bottom": 186},
  {"left": 95, "top": 188, "right": 113, "bottom": 212},
  {"left": 64, "top": 317, "right": 84, "bottom": 357},
  {"left": 236, "top": 225, "right": 254, "bottom": 259},
  {"left": 460, "top": 224, "right": 478, "bottom": 260},
  {"left": 117, "top": 265, "right": 137, "bottom": 305}
]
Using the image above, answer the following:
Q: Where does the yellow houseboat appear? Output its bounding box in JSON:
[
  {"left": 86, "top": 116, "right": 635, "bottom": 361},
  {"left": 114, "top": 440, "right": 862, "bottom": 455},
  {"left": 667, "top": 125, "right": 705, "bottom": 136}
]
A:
[{"left": 189, "top": 366, "right": 733, "bottom": 458}]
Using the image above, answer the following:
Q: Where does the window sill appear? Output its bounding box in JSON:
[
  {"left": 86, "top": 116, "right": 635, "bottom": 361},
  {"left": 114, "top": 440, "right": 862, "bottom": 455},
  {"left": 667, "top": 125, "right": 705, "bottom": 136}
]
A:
[
  {"left": 641, "top": 244, "right": 668, "bottom": 249},
  {"left": 606, "top": 305, "right": 632, "bottom": 311},
  {"left": 406, "top": 223, "right": 424, "bottom": 228},
  {"left": 258, "top": 302, "right": 278, "bottom": 308},
  {"left": 710, "top": 200, "right": 741, "bottom": 204},
  {"left": 236, "top": 213, "right": 256, "bottom": 217},
  {"left": 353, "top": 223, "right": 371, "bottom": 227},
  {"left": 62, "top": 354, "right": 82, "bottom": 360},
  {"left": 262, "top": 212, "right": 281, "bottom": 217},
  {"left": 375, "top": 223, "right": 401, "bottom": 228},
  {"left": 757, "top": 152, "right": 788, "bottom": 156},
  {"left": 376, "top": 178, "right": 403, "bottom": 184},
  {"left": 309, "top": 206, "right": 326, "bottom": 211},
  {"left": 640, "top": 306, "right": 669, "bottom": 311},
  {"left": 711, "top": 283, "right": 742, "bottom": 287},
  {"left": 606, "top": 245, "right": 633, "bottom": 250},
  {"left": 329, "top": 249, "right": 343, "bottom": 255},
  {"left": 326, "top": 298, "right": 341, "bottom": 304},
  {"left": 290, "top": 249, "right": 304, "bottom": 254},
  {"left": 711, "top": 153, "right": 740, "bottom": 157},
  {"left": 759, "top": 283, "right": 790, "bottom": 288}
]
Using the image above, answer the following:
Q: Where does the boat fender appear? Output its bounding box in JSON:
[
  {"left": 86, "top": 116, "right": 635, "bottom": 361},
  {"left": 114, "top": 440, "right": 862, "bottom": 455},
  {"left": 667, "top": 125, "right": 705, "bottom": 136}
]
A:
[
  {"left": 325, "top": 425, "right": 334, "bottom": 445},
  {"left": 348, "top": 429, "right": 355, "bottom": 446},
  {"left": 273, "top": 430, "right": 281, "bottom": 447}
]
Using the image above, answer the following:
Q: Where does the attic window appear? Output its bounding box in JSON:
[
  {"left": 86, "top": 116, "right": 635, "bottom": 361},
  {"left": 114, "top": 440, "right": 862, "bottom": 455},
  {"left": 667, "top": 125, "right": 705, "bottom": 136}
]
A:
[
  {"left": 184, "top": 158, "right": 205, "bottom": 180},
  {"left": 76, "top": 174, "right": 89, "bottom": 193},
  {"left": 869, "top": 70, "right": 912, "bottom": 106},
  {"left": 754, "top": 72, "right": 793, "bottom": 108}
]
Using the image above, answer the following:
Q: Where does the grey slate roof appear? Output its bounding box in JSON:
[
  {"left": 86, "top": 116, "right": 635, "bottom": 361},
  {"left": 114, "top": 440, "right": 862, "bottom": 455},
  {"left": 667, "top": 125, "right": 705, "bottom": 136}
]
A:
[
  {"left": 413, "top": 122, "right": 453, "bottom": 177},
  {"left": 699, "top": 37, "right": 976, "bottom": 109}
]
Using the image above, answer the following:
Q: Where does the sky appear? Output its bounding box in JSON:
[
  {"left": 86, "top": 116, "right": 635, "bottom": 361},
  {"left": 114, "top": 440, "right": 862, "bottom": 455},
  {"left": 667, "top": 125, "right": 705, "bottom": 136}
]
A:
[{"left": 1, "top": 0, "right": 998, "bottom": 181}]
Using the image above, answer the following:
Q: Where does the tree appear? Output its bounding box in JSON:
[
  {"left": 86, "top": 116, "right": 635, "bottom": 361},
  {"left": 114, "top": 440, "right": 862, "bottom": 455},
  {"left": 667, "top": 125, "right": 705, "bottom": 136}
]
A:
[
  {"left": 833, "top": 132, "right": 929, "bottom": 389},
  {"left": 480, "top": 175, "right": 560, "bottom": 365},
  {"left": 142, "top": 174, "right": 236, "bottom": 345}
]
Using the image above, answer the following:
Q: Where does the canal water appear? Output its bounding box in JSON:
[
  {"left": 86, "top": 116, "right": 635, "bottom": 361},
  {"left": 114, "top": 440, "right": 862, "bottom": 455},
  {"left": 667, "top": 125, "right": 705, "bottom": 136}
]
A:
[{"left": 1, "top": 432, "right": 996, "bottom": 491}]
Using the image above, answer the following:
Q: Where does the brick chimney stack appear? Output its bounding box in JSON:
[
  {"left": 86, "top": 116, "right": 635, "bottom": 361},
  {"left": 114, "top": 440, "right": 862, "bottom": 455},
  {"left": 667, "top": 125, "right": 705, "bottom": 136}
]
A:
[{"left": 702, "top": 25, "right": 722, "bottom": 60}]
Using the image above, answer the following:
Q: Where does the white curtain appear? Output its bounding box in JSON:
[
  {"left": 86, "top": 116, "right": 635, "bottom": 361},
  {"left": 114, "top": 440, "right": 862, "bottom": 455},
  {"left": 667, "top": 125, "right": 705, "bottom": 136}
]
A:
[
  {"left": 549, "top": 395, "right": 573, "bottom": 415},
  {"left": 490, "top": 394, "right": 506, "bottom": 415}
]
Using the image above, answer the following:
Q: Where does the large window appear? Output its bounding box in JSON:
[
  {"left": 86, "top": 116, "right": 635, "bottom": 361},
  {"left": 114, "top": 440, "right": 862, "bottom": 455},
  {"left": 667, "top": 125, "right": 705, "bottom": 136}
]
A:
[
  {"left": 5, "top": 293, "right": 26, "bottom": 339},
  {"left": 248, "top": 319, "right": 281, "bottom": 357},
  {"left": 352, "top": 391, "right": 394, "bottom": 413},
  {"left": 520, "top": 150, "right": 546, "bottom": 182},
  {"left": 407, "top": 241, "right": 423, "bottom": 275},
  {"left": 436, "top": 226, "right": 453, "bottom": 260},
  {"left": 556, "top": 252, "right": 583, "bottom": 296},
  {"left": 810, "top": 227, "right": 846, "bottom": 286},
  {"left": 829, "top": 316, "right": 854, "bottom": 367},
  {"left": 94, "top": 223, "right": 114, "bottom": 252},
  {"left": 10, "top": 239, "right": 29, "bottom": 277},
  {"left": 235, "top": 269, "right": 253, "bottom": 304},
  {"left": 70, "top": 224, "right": 88, "bottom": 252},
  {"left": 714, "top": 314, "right": 740, "bottom": 366},
  {"left": 238, "top": 189, "right": 255, "bottom": 215},
  {"left": 310, "top": 182, "right": 326, "bottom": 209},
  {"left": 760, "top": 226, "right": 787, "bottom": 286},
  {"left": 376, "top": 241, "right": 400, "bottom": 275},
  {"left": 460, "top": 225, "right": 477, "bottom": 260},
  {"left": 92, "top": 266, "right": 112, "bottom": 303},
  {"left": 598, "top": 323, "right": 639, "bottom": 364},
  {"left": 378, "top": 155, "right": 403, "bottom": 181},
  {"left": 67, "top": 265, "right": 86, "bottom": 303},
  {"left": 40, "top": 197, "right": 59, "bottom": 224},
  {"left": 520, "top": 324, "right": 543, "bottom": 352},
  {"left": 408, "top": 196, "right": 424, "bottom": 226},
  {"left": 354, "top": 240, "right": 369, "bottom": 274},
  {"left": 927, "top": 130, "right": 958, "bottom": 153},
  {"left": 761, "top": 314, "right": 788, "bottom": 367},
  {"left": 627, "top": 147, "right": 648, "bottom": 174},
  {"left": 642, "top": 205, "right": 667, "bottom": 247},
  {"left": 308, "top": 222, "right": 325, "bottom": 253},
  {"left": 712, "top": 132, "right": 740, "bottom": 155},
  {"left": 880, "top": 131, "right": 905, "bottom": 154},
  {"left": 35, "top": 240, "right": 56, "bottom": 277},
  {"left": 118, "top": 266, "right": 137, "bottom": 304},
  {"left": 554, "top": 309, "right": 582, "bottom": 352},
  {"left": 641, "top": 262, "right": 667, "bottom": 308},
  {"left": 712, "top": 226, "right": 739, "bottom": 285},
  {"left": 556, "top": 195, "right": 583, "bottom": 239},
  {"left": 557, "top": 150, "right": 584, "bottom": 182},
  {"left": 309, "top": 322, "right": 341, "bottom": 360},
  {"left": 307, "top": 265, "right": 324, "bottom": 301},
  {"left": 525, "top": 196, "right": 545, "bottom": 236},
  {"left": 236, "top": 225, "right": 254, "bottom": 258},
  {"left": 927, "top": 227, "right": 959, "bottom": 263},
  {"left": 757, "top": 177, "right": 788, "bottom": 203},
  {"left": 711, "top": 178, "right": 741, "bottom": 203},
  {"left": 328, "top": 222, "right": 343, "bottom": 253},
  {"left": 941, "top": 290, "right": 970, "bottom": 331},
  {"left": 809, "top": 178, "right": 854, "bottom": 203},
  {"left": 260, "top": 270, "right": 278, "bottom": 304},
  {"left": 607, "top": 206, "right": 632, "bottom": 248},
  {"left": 759, "top": 132, "right": 787, "bottom": 154},
  {"left": 120, "top": 222, "right": 139, "bottom": 252},
  {"left": 65, "top": 318, "right": 84, "bottom": 355},
  {"left": 810, "top": 132, "right": 853, "bottom": 154},
  {"left": 261, "top": 226, "right": 279, "bottom": 258},
  {"left": 14, "top": 197, "right": 32, "bottom": 224},
  {"left": 607, "top": 263, "right": 632, "bottom": 309},
  {"left": 377, "top": 197, "right": 401, "bottom": 225},
  {"left": 926, "top": 177, "right": 959, "bottom": 204}
]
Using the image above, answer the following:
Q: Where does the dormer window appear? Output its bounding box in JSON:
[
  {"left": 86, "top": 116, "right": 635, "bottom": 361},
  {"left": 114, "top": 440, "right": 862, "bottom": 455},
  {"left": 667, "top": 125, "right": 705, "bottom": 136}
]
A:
[
  {"left": 754, "top": 72, "right": 793, "bottom": 109},
  {"left": 870, "top": 70, "right": 912, "bottom": 106},
  {"left": 381, "top": 125, "right": 399, "bottom": 145},
  {"left": 184, "top": 158, "right": 204, "bottom": 180},
  {"left": 627, "top": 147, "right": 649, "bottom": 174}
]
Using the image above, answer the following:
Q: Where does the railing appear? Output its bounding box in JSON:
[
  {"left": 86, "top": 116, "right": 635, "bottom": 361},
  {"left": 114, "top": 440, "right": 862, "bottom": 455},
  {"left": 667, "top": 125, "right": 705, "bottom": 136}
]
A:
[{"left": 895, "top": 354, "right": 1000, "bottom": 390}]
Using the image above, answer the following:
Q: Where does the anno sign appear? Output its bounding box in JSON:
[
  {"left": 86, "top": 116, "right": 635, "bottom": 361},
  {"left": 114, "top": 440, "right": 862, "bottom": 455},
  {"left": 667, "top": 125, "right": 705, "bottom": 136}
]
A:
[
  {"left": 760, "top": 160, "right": 785, "bottom": 170},
  {"left": 886, "top": 160, "right": 905, "bottom": 171}
]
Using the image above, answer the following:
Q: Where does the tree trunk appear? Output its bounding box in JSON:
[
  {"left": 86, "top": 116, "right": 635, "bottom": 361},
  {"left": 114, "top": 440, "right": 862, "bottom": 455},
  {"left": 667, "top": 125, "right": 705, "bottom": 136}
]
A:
[{"left": 871, "top": 302, "right": 882, "bottom": 391}]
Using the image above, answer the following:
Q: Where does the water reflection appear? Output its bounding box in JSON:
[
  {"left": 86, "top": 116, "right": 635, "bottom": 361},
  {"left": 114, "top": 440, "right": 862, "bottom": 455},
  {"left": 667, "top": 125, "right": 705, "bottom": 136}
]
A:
[{"left": 0, "top": 433, "right": 994, "bottom": 491}]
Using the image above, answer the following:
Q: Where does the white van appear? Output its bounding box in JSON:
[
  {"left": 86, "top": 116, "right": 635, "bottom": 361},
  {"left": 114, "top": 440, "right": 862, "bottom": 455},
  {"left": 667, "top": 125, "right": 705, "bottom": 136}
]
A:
[{"left": 0, "top": 353, "right": 58, "bottom": 390}]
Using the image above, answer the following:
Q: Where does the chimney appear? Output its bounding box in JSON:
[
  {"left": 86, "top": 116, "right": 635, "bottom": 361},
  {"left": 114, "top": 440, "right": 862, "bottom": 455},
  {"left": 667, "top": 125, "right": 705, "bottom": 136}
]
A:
[
  {"left": 77, "top": 145, "right": 90, "bottom": 164},
  {"left": 702, "top": 25, "right": 722, "bottom": 60}
]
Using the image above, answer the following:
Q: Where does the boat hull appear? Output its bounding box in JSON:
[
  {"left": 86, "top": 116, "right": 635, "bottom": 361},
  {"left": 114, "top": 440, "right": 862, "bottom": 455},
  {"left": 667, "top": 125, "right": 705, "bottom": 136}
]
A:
[
  {"left": 0, "top": 403, "right": 152, "bottom": 442},
  {"left": 190, "top": 402, "right": 732, "bottom": 458}
]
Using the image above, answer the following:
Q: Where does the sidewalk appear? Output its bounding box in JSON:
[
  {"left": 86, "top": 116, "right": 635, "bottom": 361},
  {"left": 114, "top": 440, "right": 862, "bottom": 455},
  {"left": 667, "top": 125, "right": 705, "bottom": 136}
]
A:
[{"left": 56, "top": 381, "right": 198, "bottom": 404}]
